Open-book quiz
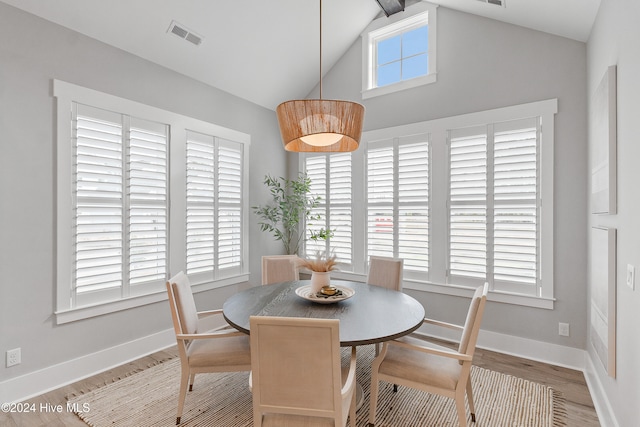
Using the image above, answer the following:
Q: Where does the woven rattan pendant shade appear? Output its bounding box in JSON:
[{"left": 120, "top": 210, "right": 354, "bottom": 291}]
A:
[
  {"left": 277, "top": 99, "right": 364, "bottom": 152},
  {"left": 276, "top": 0, "right": 365, "bottom": 153}
]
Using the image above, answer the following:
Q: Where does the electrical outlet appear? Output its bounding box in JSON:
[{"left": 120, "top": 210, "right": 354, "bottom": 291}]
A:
[
  {"left": 558, "top": 323, "right": 570, "bottom": 337},
  {"left": 626, "top": 264, "right": 635, "bottom": 290},
  {"left": 6, "top": 348, "right": 21, "bottom": 367}
]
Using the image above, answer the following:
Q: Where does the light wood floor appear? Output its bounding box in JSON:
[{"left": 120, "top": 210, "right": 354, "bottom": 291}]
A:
[{"left": 1, "top": 344, "right": 600, "bottom": 426}]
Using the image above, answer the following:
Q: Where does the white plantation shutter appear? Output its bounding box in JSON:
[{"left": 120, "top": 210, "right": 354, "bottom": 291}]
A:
[
  {"left": 448, "top": 127, "right": 488, "bottom": 283},
  {"left": 305, "top": 156, "right": 327, "bottom": 257},
  {"left": 74, "top": 105, "right": 124, "bottom": 298},
  {"left": 304, "top": 153, "right": 352, "bottom": 267},
  {"left": 128, "top": 118, "right": 168, "bottom": 286},
  {"left": 366, "top": 136, "right": 430, "bottom": 278},
  {"left": 217, "top": 140, "right": 243, "bottom": 272},
  {"left": 329, "top": 154, "right": 353, "bottom": 264},
  {"left": 448, "top": 118, "right": 541, "bottom": 294},
  {"left": 493, "top": 118, "right": 539, "bottom": 294},
  {"left": 186, "top": 132, "right": 215, "bottom": 275},
  {"left": 186, "top": 132, "right": 244, "bottom": 280},
  {"left": 398, "top": 137, "right": 429, "bottom": 273},
  {"left": 73, "top": 104, "right": 168, "bottom": 305},
  {"left": 367, "top": 143, "right": 395, "bottom": 258}
]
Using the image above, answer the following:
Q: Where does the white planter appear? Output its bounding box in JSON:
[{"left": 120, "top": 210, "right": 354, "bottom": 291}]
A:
[{"left": 310, "top": 271, "right": 331, "bottom": 293}]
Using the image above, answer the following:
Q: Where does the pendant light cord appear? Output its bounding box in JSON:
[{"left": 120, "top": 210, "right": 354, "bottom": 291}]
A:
[{"left": 319, "top": 0, "right": 323, "bottom": 100}]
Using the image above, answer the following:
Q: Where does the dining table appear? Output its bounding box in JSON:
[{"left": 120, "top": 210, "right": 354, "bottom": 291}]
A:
[
  {"left": 222, "top": 279, "right": 426, "bottom": 347},
  {"left": 222, "top": 279, "right": 426, "bottom": 410}
]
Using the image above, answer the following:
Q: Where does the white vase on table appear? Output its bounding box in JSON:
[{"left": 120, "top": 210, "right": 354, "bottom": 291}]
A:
[{"left": 310, "top": 271, "right": 330, "bottom": 293}]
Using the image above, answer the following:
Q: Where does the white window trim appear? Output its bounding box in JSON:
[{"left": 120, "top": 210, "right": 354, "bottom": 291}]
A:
[
  {"left": 54, "top": 80, "right": 250, "bottom": 324},
  {"left": 307, "top": 99, "right": 556, "bottom": 309},
  {"left": 361, "top": 1, "right": 438, "bottom": 99}
]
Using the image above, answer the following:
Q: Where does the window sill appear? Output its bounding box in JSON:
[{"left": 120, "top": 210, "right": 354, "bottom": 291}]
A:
[
  {"left": 55, "top": 274, "right": 249, "bottom": 324},
  {"left": 329, "top": 271, "right": 554, "bottom": 310},
  {"left": 403, "top": 280, "right": 555, "bottom": 310},
  {"left": 362, "top": 73, "right": 437, "bottom": 100}
]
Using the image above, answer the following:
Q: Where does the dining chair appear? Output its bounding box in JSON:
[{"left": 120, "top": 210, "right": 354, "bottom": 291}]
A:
[
  {"left": 366, "top": 255, "right": 404, "bottom": 291},
  {"left": 368, "top": 283, "right": 489, "bottom": 427},
  {"left": 166, "top": 271, "right": 251, "bottom": 425},
  {"left": 261, "top": 255, "right": 300, "bottom": 285},
  {"left": 249, "top": 315, "right": 357, "bottom": 427}
]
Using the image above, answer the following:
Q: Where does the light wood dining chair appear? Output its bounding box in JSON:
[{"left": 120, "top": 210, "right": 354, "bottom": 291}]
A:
[
  {"left": 166, "top": 271, "right": 251, "bottom": 425},
  {"left": 366, "top": 256, "right": 404, "bottom": 291},
  {"left": 368, "top": 283, "right": 489, "bottom": 427},
  {"left": 261, "top": 255, "right": 300, "bottom": 285},
  {"left": 249, "top": 316, "right": 357, "bottom": 427}
]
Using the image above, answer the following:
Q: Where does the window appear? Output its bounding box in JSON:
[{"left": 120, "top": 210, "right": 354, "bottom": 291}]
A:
[
  {"left": 304, "top": 153, "right": 353, "bottom": 269},
  {"left": 362, "top": 2, "right": 437, "bottom": 99},
  {"left": 302, "top": 99, "right": 556, "bottom": 309},
  {"left": 186, "top": 133, "right": 245, "bottom": 283},
  {"left": 366, "top": 136, "right": 430, "bottom": 281},
  {"left": 448, "top": 119, "right": 541, "bottom": 297},
  {"left": 54, "top": 80, "right": 250, "bottom": 323},
  {"left": 71, "top": 104, "right": 168, "bottom": 308}
]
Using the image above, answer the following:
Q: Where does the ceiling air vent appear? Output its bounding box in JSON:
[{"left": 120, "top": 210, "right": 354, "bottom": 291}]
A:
[
  {"left": 167, "top": 20, "right": 203, "bottom": 46},
  {"left": 476, "top": 0, "right": 506, "bottom": 7}
]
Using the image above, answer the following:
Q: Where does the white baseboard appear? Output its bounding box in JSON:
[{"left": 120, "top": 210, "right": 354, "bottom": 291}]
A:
[
  {"left": 0, "top": 325, "right": 620, "bottom": 427},
  {"left": 414, "top": 326, "right": 586, "bottom": 370},
  {"left": 0, "top": 328, "right": 175, "bottom": 404},
  {"left": 583, "top": 352, "right": 619, "bottom": 427},
  {"left": 414, "top": 326, "right": 623, "bottom": 426}
]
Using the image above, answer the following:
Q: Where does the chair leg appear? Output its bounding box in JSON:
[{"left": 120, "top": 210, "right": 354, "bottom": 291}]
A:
[
  {"left": 350, "top": 382, "right": 357, "bottom": 427},
  {"left": 455, "top": 394, "right": 468, "bottom": 427},
  {"left": 176, "top": 369, "right": 190, "bottom": 425},
  {"left": 188, "top": 373, "right": 196, "bottom": 391},
  {"left": 368, "top": 375, "right": 380, "bottom": 426},
  {"left": 466, "top": 378, "right": 476, "bottom": 423}
]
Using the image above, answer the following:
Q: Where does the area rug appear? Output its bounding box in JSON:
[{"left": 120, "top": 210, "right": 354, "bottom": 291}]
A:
[{"left": 67, "top": 345, "right": 566, "bottom": 427}]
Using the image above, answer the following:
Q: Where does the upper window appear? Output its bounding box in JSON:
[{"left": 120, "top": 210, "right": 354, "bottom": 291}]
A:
[
  {"left": 362, "top": 2, "right": 437, "bottom": 99},
  {"left": 54, "top": 80, "right": 250, "bottom": 323}
]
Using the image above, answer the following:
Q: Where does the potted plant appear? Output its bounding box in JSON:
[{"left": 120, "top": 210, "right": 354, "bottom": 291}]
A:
[{"left": 253, "top": 174, "right": 332, "bottom": 255}]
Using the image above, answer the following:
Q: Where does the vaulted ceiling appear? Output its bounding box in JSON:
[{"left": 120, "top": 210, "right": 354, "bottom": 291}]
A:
[{"left": 1, "top": 0, "right": 600, "bottom": 110}]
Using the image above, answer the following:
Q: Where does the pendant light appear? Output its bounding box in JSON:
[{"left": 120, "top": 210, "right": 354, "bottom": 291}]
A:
[{"left": 276, "top": 0, "right": 365, "bottom": 152}]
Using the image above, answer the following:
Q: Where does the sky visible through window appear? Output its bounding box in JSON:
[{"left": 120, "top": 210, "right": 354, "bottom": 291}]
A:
[{"left": 377, "top": 25, "right": 428, "bottom": 87}]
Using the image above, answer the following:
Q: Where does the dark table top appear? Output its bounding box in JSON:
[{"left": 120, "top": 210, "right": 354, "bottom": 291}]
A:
[{"left": 222, "top": 280, "right": 425, "bottom": 347}]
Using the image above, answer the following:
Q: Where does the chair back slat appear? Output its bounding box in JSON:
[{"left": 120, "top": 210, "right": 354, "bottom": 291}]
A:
[
  {"left": 366, "top": 256, "right": 404, "bottom": 291},
  {"left": 261, "top": 255, "right": 300, "bottom": 285},
  {"left": 457, "top": 282, "right": 489, "bottom": 356}
]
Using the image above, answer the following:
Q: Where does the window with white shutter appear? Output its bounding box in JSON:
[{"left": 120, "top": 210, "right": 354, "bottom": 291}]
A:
[
  {"left": 186, "top": 132, "right": 244, "bottom": 281},
  {"left": 357, "top": 98, "right": 555, "bottom": 308},
  {"left": 55, "top": 80, "right": 249, "bottom": 322},
  {"left": 304, "top": 153, "right": 353, "bottom": 268},
  {"left": 447, "top": 118, "right": 541, "bottom": 296},
  {"left": 448, "top": 127, "right": 488, "bottom": 283},
  {"left": 366, "top": 135, "right": 430, "bottom": 280},
  {"left": 73, "top": 104, "right": 168, "bottom": 307}
]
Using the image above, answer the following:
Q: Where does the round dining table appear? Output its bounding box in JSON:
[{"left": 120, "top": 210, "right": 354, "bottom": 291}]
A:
[{"left": 222, "top": 279, "right": 425, "bottom": 347}]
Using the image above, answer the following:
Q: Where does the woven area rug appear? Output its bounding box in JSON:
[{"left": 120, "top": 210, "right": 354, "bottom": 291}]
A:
[{"left": 67, "top": 345, "right": 566, "bottom": 427}]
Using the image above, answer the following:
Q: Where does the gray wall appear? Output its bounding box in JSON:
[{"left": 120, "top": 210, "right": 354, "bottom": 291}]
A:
[
  {"left": 313, "top": 7, "right": 589, "bottom": 348},
  {"left": 587, "top": 0, "right": 640, "bottom": 425},
  {"left": 0, "top": 2, "right": 283, "bottom": 383}
]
